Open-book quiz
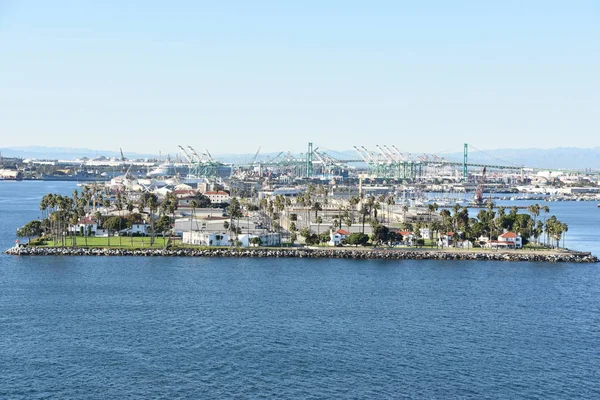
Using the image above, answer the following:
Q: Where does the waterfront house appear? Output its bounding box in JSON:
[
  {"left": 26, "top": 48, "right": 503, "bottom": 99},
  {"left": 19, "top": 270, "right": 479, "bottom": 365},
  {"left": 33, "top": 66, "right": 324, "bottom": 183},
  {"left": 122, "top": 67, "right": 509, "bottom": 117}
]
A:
[
  {"left": 120, "top": 223, "right": 151, "bottom": 236},
  {"left": 328, "top": 229, "right": 350, "bottom": 246},
  {"left": 397, "top": 231, "right": 414, "bottom": 246},
  {"left": 438, "top": 232, "right": 456, "bottom": 248},
  {"left": 238, "top": 233, "right": 282, "bottom": 247},
  {"left": 497, "top": 231, "right": 522, "bottom": 248},
  {"left": 182, "top": 231, "right": 230, "bottom": 246},
  {"left": 71, "top": 217, "right": 98, "bottom": 235}
]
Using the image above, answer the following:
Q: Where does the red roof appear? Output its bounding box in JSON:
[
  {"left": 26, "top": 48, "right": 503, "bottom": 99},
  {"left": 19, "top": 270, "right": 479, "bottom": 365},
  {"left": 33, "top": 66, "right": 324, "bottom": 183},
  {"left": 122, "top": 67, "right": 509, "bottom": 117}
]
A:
[
  {"left": 397, "top": 231, "right": 413, "bottom": 236},
  {"left": 204, "top": 191, "right": 229, "bottom": 195},
  {"left": 77, "top": 217, "right": 96, "bottom": 225},
  {"left": 336, "top": 229, "right": 350, "bottom": 235},
  {"left": 499, "top": 232, "right": 518, "bottom": 238}
]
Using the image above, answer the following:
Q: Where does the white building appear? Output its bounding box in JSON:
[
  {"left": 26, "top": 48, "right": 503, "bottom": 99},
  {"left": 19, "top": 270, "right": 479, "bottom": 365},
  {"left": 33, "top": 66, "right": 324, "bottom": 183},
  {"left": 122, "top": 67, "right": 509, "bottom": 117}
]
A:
[
  {"left": 182, "top": 231, "right": 230, "bottom": 246},
  {"left": 497, "top": 231, "right": 522, "bottom": 248},
  {"left": 328, "top": 229, "right": 350, "bottom": 246},
  {"left": 238, "top": 233, "right": 281, "bottom": 247},
  {"left": 120, "top": 223, "right": 151, "bottom": 236},
  {"left": 204, "top": 191, "right": 231, "bottom": 204},
  {"left": 70, "top": 217, "right": 98, "bottom": 234},
  {"left": 484, "top": 231, "right": 522, "bottom": 249}
]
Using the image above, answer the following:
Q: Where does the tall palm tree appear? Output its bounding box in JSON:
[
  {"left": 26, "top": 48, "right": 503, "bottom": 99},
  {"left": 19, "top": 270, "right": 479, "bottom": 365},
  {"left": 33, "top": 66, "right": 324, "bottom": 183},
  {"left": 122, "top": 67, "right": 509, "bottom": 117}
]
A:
[
  {"left": 562, "top": 223, "right": 568, "bottom": 249},
  {"left": 189, "top": 200, "right": 198, "bottom": 238},
  {"left": 311, "top": 201, "right": 322, "bottom": 221},
  {"left": 527, "top": 204, "right": 541, "bottom": 245},
  {"left": 386, "top": 195, "right": 395, "bottom": 225},
  {"left": 316, "top": 216, "right": 323, "bottom": 236},
  {"left": 541, "top": 205, "right": 550, "bottom": 245},
  {"left": 349, "top": 196, "right": 360, "bottom": 223},
  {"left": 103, "top": 199, "right": 111, "bottom": 247}
]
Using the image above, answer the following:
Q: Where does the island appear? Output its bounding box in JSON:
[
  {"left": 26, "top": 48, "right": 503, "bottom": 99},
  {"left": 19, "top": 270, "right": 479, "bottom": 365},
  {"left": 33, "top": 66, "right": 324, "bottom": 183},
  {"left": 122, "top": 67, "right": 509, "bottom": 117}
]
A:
[{"left": 6, "top": 179, "right": 598, "bottom": 263}]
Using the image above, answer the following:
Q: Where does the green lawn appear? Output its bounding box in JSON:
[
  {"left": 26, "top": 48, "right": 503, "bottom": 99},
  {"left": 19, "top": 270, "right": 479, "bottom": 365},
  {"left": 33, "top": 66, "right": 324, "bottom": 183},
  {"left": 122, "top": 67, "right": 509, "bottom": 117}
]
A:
[{"left": 44, "top": 236, "right": 170, "bottom": 249}]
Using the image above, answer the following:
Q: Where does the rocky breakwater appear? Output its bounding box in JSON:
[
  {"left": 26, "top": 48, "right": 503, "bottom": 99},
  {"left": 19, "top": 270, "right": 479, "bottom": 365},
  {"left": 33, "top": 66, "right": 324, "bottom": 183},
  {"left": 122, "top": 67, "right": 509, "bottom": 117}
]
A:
[{"left": 4, "top": 245, "right": 599, "bottom": 263}]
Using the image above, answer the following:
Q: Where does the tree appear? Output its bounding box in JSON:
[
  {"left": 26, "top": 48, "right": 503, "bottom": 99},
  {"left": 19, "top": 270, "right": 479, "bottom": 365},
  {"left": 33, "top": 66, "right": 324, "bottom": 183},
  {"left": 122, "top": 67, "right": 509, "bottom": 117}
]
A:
[
  {"left": 402, "top": 205, "right": 409, "bottom": 224},
  {"left": 17, "top": 220, "right": 42, "bottom": 244},
  {"left": 541, "top": 205, "right": 550, "bottom": 245},
  {"left": 189, "top": 200, "right": 199, "bottom": 234},
  {"left": 228, "top": 198, "right": 243, "bottom": 239},
  {"left": 140, "top": 192, "right": 159, "bottom": 246},
  {"left": 347, "top": 232, "right": 369, "bottom": 247},
  {"left": 250, "top": 237, "right": 262, "bottom": 247},
  {"left": 360, "top": 205, "right": 369, "bottom": 233},
  {"left": 304, "top": 233, "right": 320, "bottom": 246},
  {"left": 155, "top": 215, "right": 171, "bottom": 234},
  {"left": 318, "top": 231, "right": 330, "bottom": 244},
  {"left": 103, "top": 216, "right": 128, "bottom": 243},
  {"left": 371, "top": 224, "right": 389, "bottom": 245},
  {"left": 299, "top": 227, "right": 312, "bottom": 240},
  {"left": 315, "top": 216, "right": 323, "bottom": 236}
]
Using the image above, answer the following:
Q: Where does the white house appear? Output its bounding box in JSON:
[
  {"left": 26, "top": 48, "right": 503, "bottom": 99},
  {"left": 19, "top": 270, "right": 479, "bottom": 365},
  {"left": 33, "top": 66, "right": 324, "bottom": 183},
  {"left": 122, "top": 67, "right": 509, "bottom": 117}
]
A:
[
  {"left": 437, "top": 231, "right": 456, "bottom": 248},
  {"left": 70, "top": 217, "right": 98, "bottom": 235},
  {"left": 204, "top": 191, "right": 231, "bottom": 204},
  {"left": 497, "top": 231, "right": 522, "bottom": 248},
  {"left": 120, "top": 223, "right": 151, "bottom": 236},
  {"left": 182, "top": 231, "right": 230, "bottom": 246},
  {"left": 329, "top": 229, "right": 350, "bottom": 246},
  {"left": 397, "top": 231, "right": 414, "bottom": 246},
  {"left": 238, "top": 233, "right": 282, "bottom": 247}
]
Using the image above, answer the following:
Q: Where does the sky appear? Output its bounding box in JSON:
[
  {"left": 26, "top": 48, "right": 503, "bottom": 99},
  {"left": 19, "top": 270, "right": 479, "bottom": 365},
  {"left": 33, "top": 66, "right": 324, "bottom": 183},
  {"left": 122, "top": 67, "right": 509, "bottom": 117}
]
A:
[{"left": 0, "top": 0, "right": 598, "bottom": 156}]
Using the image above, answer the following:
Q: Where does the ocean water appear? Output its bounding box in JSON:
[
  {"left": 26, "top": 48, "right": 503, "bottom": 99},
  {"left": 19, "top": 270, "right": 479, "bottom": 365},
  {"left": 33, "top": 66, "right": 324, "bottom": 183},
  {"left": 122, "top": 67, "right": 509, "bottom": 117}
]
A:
[{"left": 1, "top": 182, "right": 599, "bottom": 399}]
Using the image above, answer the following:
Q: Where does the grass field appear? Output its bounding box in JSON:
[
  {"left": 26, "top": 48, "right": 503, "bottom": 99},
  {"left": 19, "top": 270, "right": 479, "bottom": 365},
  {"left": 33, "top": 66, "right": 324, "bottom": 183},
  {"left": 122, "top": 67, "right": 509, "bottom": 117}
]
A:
[{"left": 44, "top": 236, "right": 170, "bottom": 248}]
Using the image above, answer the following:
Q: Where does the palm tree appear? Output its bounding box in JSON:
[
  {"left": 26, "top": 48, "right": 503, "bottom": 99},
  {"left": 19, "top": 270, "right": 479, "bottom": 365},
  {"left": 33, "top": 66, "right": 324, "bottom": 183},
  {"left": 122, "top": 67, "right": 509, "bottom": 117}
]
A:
[
  {"left": 541, "top": 205, "right": 550, "bottom": 245},
  {"left": 311, "top": 201, "right": 322, "bottom": 221},
  {"left": 426, "top": 203, "right": 438, "bottom": 240},
  {"left": 386, "top": 195, "right": 395, "bottom": 225},
  {"left": 562, "top": 222, "right": 568, "bottom": 249},
  {"left": 189, "top": 200, "right": 198, "bottom": 235},
  {"left": 360, "top": 204, "right": 369, "bottom": 234},
  {"left": 316, "top": 216, "right": 323, "bottom": 236},
  {"left": 402, "top": 205, "right": 409, "bottom": 224},
  {"left": 527, "top": 204, "right": 541, "bottom": 245}
]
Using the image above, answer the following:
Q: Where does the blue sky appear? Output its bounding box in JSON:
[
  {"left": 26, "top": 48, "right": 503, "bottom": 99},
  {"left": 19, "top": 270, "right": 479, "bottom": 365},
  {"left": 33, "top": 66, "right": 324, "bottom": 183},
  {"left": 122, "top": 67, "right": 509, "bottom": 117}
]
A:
[{"left": 1, "top": 1, "right": 598, "bottom": 155}]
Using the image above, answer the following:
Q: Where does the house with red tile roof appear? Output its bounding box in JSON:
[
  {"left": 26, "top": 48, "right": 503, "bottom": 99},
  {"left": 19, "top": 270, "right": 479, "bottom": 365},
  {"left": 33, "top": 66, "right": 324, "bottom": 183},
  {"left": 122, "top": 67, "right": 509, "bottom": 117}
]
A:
[
  {"left": 484, "top": 231, "right": 522, "bottom": 249},
  {"left": 329, "top": 229, "right": 351, "bottom": 246},
  {"left": 498, "top": 231, "right": 522, "bottom": 248}
]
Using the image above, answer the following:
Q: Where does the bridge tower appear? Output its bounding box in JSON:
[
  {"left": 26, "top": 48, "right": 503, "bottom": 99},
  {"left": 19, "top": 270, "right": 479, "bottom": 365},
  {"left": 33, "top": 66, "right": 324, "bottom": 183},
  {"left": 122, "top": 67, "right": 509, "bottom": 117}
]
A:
[{"left": 463, "top": 143, "right": 468, "bottom": 181}]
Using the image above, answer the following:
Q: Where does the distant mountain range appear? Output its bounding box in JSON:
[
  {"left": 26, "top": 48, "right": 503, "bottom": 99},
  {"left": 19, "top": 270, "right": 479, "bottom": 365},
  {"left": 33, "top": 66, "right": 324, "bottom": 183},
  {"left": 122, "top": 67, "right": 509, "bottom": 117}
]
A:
[{"left": 1, "top": 145, "right": 599, "bottom": 170}]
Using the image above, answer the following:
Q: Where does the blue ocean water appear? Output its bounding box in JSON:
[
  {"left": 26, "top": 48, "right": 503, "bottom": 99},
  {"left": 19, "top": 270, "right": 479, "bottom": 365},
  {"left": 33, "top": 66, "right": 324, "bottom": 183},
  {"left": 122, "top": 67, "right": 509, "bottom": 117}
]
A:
[{"left": 1, "top": 182, "right": 599, "bottom": 399}]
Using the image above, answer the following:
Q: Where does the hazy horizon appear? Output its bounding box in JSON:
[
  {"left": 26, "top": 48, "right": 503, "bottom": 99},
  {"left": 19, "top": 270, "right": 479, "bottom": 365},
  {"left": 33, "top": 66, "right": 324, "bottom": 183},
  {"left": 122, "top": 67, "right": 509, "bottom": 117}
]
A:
[{"left": 1, "top": 1, "right": 598, "bottom": 154}]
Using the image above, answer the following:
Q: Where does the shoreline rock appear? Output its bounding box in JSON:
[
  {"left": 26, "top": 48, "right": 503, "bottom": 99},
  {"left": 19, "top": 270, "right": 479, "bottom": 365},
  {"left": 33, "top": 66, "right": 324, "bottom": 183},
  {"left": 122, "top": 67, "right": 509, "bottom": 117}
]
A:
[{"left": 4, "top": 246, "right": 598, "bottom": 263}]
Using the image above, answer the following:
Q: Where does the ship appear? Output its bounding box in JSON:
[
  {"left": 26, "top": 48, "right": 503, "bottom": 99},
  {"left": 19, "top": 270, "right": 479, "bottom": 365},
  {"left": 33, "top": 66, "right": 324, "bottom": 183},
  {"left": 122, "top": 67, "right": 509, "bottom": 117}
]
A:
[{"left": 41, "top": 170, "right": 110, "bottom": 182}]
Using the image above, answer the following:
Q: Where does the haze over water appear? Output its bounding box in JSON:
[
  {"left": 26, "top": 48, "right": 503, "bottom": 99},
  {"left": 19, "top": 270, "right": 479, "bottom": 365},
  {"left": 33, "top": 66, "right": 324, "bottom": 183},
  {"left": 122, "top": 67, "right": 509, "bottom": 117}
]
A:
[{"left": 1, "top": 182, "right": 599, "bottom": 398}]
